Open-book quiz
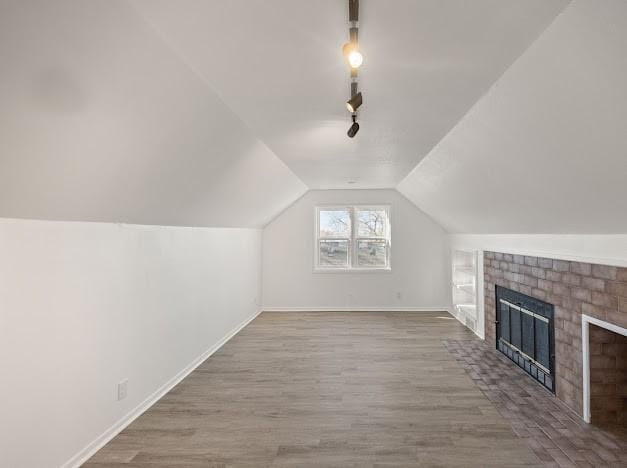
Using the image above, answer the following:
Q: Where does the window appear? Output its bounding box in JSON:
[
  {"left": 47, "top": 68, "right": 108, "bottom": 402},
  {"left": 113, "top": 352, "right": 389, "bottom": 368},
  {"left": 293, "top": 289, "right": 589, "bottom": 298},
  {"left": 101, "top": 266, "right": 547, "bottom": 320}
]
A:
[{"left": 315, "top": 206, "right": 391, "bottom": 271}]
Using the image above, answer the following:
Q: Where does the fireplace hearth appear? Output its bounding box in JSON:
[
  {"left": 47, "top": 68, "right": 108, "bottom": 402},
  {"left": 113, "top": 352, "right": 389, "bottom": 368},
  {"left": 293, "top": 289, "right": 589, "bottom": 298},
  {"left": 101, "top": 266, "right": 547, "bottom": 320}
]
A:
[{"left": 496, "top": 285, "right": 555, "bottom": 392}]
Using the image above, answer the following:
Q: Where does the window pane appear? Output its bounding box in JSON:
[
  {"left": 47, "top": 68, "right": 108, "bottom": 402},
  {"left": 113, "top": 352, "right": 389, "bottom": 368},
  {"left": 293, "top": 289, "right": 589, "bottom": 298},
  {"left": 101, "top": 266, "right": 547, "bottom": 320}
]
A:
[
  {"left": 319, "top": 240, "right": 349, "bottom": 267},
  {"left": 357, "top": 240, "right": 387, "bottom": 267},
  {"left": 319, "top": 210, "right": 351, "bottom": 238},
  {"left": 356, "top": 209, "right": 387, "bottom": 237}
]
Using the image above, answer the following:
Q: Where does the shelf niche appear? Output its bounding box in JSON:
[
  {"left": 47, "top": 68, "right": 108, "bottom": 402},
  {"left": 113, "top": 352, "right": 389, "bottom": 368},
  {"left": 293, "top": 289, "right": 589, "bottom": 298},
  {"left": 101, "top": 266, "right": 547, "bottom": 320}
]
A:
[{"left": 452, "top": 249, "right": 478, "bottom": 331}]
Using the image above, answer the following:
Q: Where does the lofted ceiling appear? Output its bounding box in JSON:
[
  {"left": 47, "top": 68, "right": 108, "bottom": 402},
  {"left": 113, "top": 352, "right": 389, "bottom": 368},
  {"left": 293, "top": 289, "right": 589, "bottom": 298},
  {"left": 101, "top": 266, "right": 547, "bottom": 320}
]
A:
[
  {"left": 398, "top": 0, "right": 627, "bottom": 234},
  {"left": 0, "top": 0, "right": 306, "bottom": 228},
  {"left": 131, "top": 0, "right": 569, "bottom": 189},
  {"left": 7, "top": 0, "right": 624, "bottom": 235}
]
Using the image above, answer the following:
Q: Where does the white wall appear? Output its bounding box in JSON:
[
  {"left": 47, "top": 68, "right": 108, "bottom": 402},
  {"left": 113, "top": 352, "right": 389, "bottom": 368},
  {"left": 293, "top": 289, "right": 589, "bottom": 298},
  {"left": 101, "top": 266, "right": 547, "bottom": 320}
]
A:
[
  {"left": 0, "top": 218, "right": 263, "bottom": 468},
  {"left": 263, "top": 190, "right": 451, "bottom": 311}
]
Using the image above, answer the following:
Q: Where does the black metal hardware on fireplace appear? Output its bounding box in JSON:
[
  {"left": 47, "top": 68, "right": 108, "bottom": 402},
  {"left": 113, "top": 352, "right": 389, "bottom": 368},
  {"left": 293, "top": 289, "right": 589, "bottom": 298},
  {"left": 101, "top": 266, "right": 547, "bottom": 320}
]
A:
[{"left": 495, "top": 285, "right": 555, "bottom": 393}]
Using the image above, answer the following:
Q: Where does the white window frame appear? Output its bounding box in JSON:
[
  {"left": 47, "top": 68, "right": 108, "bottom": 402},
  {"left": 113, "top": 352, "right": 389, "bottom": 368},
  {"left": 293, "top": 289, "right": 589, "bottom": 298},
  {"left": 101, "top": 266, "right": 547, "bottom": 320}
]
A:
[{"left": 314, "top": 205, "right": 391, "bottom": 272}]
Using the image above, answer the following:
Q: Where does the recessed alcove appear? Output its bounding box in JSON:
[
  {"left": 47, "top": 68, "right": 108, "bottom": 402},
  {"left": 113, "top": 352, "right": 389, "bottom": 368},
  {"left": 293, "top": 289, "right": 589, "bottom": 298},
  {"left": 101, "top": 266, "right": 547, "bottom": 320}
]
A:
[
  {"left": 583, "top": 315, "right": 627, "bottom": 430},
  {"left": 586, "top": 322, "right": 627, "bottom": 427}
]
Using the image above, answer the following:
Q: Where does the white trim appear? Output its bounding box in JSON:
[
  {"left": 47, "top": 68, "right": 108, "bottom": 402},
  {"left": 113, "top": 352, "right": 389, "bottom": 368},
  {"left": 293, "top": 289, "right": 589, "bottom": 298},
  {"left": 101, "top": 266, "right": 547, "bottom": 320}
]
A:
[
  {"left": 312, "top": 267, "right": 392, "bottom": 274},
  {"left": 581, "top": 314, "right": 627, "bottom": 424},
  {"left": 485, "top": 247, "right": 627, "bottom": 269},
  {"left": 476, "top": 251, "right": 485, "bottom": 340},
  {"left": 448, "top": 235, "right": 627, "bottom": 268},
  {"left": 62, "top": 308, "right": 263, "bottom": 468},
  {"left": 262, "top": 306, "right": 451, "bottom": 312}
]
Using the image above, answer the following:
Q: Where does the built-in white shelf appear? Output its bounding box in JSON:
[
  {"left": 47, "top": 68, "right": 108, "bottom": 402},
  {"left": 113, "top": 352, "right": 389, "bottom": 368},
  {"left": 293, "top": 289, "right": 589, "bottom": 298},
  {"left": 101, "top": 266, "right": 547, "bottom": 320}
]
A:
[
  {"left": 452, "top": 250, "right": 478, "bottom": 321},
  {"left": 455, "top": 304, "right": 476, "bottom": 313},
  {"left": 454, "top": 283, "right": 475, "bottom": 293},
  {"left": 453, "top": 266, "right": 475, "bottom": 275}
]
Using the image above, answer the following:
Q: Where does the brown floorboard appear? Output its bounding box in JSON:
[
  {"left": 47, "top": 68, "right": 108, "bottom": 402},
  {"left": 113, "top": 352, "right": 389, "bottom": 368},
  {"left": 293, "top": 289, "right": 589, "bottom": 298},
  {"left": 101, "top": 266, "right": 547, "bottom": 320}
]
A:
[{"left": 85, "top": 311, "right": 543, "bottom": 467}]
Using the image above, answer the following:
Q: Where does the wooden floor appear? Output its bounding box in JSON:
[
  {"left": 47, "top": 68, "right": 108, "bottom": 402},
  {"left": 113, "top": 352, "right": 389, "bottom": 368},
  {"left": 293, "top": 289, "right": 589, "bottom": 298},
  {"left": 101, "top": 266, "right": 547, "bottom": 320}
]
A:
[{"left": 86, "top": 312, "right": 542, "bottom": 467}]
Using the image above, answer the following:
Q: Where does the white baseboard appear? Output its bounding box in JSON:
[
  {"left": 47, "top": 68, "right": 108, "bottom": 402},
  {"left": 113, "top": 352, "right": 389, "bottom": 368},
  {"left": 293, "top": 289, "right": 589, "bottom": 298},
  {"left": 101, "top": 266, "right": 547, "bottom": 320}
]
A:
[
  {"left": 62, "top": 308, "right": 262, "bottom": 468},
  {"left": 262, "top": 306, "right": 452, "bottom": 312}
]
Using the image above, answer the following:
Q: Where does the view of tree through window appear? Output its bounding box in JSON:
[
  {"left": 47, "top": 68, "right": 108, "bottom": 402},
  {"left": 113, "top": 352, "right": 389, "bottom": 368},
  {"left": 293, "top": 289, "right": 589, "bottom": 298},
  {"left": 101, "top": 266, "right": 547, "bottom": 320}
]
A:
[
  {"left": 316, "top": 206, "right": 390, "bottom": 270},
  {"left": 357, "top": 209, "right": 387, "bottom": 237},
  {"left": 319, "top": 210, "right": 351, "bottom": 238}
]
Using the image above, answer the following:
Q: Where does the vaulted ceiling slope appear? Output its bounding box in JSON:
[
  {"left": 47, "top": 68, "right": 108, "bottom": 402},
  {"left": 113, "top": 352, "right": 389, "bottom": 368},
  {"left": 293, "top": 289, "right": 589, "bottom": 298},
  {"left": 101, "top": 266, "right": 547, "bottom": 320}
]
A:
[
  {"left": 398, "top": 0, "right": 627, "bottom": 234},
  {"left": 0, "top": 0, "right": 306, "bottom": 228},
  {"left": 131, "top": 0, "right": 568, "bottom": 189}
]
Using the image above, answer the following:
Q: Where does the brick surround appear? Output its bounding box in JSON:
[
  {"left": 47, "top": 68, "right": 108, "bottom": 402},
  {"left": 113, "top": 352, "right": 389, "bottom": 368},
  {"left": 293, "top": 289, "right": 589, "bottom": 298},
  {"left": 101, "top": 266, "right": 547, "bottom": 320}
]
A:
[{"left": 484, "top": 251, "right": 627, "bottom": 419}]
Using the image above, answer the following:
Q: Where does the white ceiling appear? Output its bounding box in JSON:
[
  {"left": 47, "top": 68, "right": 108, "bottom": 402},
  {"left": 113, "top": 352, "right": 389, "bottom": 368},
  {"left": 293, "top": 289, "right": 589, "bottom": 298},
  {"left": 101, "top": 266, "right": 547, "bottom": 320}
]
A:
[
  {"left": 398, "top": 0, "right": 627, "bottom": 234},
  {"left": 7, "top": 0, "right": 625, "bottom": 234},
  {"left": 0, "top": 0, "right": 306, "bottom": 228},
  {"left": 131, "top": 0, "right": 569, "bottom": 189}
]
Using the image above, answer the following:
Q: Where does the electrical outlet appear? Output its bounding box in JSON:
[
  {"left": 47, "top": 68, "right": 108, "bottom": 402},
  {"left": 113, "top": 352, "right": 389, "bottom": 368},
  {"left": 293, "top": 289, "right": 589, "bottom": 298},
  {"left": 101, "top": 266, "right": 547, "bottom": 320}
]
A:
[
  {"left": 117, "top": 379, "right": 128, "bottom": 401},
  {"left": 396, "top": 291, "right": 403, "bottom": 300}
]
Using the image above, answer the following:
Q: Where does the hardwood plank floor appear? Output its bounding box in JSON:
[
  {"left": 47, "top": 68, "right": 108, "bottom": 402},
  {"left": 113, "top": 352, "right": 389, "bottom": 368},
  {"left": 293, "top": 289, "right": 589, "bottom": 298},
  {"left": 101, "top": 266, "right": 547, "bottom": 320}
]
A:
[{"left": 85, "top": 312, "right": 541, "bottom": 467}]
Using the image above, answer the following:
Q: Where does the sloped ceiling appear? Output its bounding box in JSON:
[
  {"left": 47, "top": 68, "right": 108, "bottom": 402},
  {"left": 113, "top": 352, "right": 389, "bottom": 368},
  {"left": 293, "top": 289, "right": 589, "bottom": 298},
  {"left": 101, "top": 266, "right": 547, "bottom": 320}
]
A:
[
  {"left": 0, "top": 0, "right": 306, "bottom": 228},
  {"left": 9, "top": 0, "right": 611, "bottom": 232},
  {"left": 398, "top": 0, "right": 627, "bottom": 234},
  {"left": 130, "top": 0, "right": 568, "bottom": 189}
]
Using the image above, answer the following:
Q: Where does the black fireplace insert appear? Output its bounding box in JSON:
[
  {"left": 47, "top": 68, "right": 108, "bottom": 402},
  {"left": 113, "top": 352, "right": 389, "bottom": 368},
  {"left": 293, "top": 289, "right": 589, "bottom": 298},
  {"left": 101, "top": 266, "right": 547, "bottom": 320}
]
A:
[{"left": 495, "top": 285, "right": 555, "bottom": 393}]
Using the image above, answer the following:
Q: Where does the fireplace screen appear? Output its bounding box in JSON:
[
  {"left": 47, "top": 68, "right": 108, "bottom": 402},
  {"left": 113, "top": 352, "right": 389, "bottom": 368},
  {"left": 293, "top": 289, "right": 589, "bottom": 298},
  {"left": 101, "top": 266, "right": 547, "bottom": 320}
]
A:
[{"left": 495, "top": 286, "right": 555, "bottom": 393}]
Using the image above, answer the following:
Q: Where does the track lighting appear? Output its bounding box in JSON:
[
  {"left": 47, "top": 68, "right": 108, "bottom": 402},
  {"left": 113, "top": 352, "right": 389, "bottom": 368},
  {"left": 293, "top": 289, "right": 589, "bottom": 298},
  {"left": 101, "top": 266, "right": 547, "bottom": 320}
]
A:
[
  {"left": 347, "top": 115, "right": 360, "bottom": 138},
  {"left": 346, "top": 92, "right": 363, "bottom": 113},
  {"left": 343, "top": 0, "right": 364, "bottom": 138}
]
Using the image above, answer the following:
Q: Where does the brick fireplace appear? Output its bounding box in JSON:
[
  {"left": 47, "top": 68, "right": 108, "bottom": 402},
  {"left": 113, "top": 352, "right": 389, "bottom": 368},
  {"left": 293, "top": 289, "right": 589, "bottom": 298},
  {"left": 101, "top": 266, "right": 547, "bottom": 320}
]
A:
[{"left": 483, "top": 251, "right": 627, "bottom": 421}]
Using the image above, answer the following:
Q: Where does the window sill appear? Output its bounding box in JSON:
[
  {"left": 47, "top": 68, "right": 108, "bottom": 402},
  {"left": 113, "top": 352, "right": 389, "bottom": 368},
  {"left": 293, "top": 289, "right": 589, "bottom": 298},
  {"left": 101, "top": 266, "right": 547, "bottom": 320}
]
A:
[{"left": 313, "top": 267, "right": 392, "bottom": 274}]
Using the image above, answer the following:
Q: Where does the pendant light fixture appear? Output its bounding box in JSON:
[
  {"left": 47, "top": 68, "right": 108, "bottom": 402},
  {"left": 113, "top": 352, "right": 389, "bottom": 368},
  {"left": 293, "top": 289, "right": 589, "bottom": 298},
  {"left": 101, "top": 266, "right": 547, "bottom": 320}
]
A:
[{"left": 343, "top": 0, "right": 363, "bottom": 138}]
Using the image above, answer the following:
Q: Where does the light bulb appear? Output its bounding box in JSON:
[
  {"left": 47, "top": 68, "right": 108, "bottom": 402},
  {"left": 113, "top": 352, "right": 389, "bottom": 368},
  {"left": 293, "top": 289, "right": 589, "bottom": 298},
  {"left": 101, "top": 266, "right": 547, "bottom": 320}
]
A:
[{"left": 348, "top": 50, "right": 363, "bottom": 69}]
